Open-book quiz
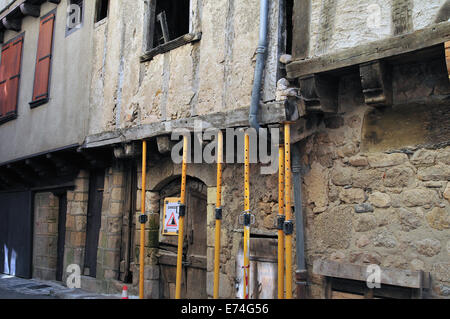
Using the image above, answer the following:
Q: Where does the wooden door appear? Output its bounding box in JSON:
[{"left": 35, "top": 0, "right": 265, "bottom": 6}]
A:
[
  {"left": 84, "top": 170, "right": 105, "bottom": 277},
  {"left": 158, "top": 178, "right": 207, "bottom": 299},
  {"left": 0, "top": 191, "right": 33, "bottom": 278}
]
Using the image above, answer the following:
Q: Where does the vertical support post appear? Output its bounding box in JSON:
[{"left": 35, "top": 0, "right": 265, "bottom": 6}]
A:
[
  {"left": 139, "top": 140, "right": 147, "bottom": 299},
  {"left": 175, "top": 135, "right": 189, "bottom": 299},
  {"left": 284, "top": 123, "right": 294, "bottom": 299},
  {"left": 277, "top": 144, "right": 285, "bottom": 299},
  {"left": 243, "top": 133, "right": 251, "bottom": 299},
  {"left": 214, "top": 131, "right": 224, "bottom": 299}
]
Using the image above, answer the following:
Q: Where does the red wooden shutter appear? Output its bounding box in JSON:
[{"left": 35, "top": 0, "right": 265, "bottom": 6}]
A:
[
  {"left": 0, "top": 43, "right": 11, "bottom": 117},
  {"left": 32, "top": 13, "right": 55, "bottom": 105},
  {"left": 5, "top": 37, "right": 23, "bottom": 115},
  {"left": 0, "top": 35, "right": 23, "bottom": 121}
]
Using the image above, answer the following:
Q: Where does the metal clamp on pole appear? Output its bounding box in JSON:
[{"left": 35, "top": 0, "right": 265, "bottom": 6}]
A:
[
  {"left": 215, "top": 207, "right": 223, "bottom": 220},
  {"left": 277, "top": 215, "right": 286, "bottom": 231},
  {"left": 239, "top": 211, "right": 255, "bottom": 226},
  {"left": 178, "top": 204, "right": 186, "bottom": 217},
  {"left": 284, "top": 220, "right": 294, "bottom": 235},
  {"left": 139, "top": 214, "right": 148, "bottom": 224}
]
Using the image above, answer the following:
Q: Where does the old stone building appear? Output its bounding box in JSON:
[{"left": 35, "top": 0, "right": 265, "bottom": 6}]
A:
[{"left": 0, "top": 0, "right": 449, "bottom": 299}]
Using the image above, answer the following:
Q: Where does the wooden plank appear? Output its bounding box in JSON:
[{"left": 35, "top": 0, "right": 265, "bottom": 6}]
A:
[
  {"left": 291, "top": 0, "right": 310, "bottom": 60},
  {"left": 332, "top": 291, "right": 365, "bottom": 299},
  {"left": 140, "top": 32, "right": 202, "bottom": 62},
  {"left": 83, "top": 102, "right": 287, "bottom": 149},
  {"left": 446, "top": 41, "right": 450, "bottom": 79},
  {"left": 287, "top": 21, "right": 450, "bottom": 79},
  {"left": 313, "top": 259, "right": 425, "bottom": 289}
]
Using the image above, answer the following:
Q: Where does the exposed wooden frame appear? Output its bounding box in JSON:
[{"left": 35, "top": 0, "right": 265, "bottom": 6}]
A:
[
  {"left": 140, "top": 32, "right": 201, "bottom": 62},
  {"left": 445, "top": 41, "right": 450, "bottom": 80},
  {"left": 314, "top": 259, "right": 430, "bottom": 299},
  {"left": 287, "top": 21, "right": 450, "bottom": 80},
  {"left": 83, "top": 102, "right": 288, "bottom": 149},
  {"left": 359, "top": 60, "right": 393, "bottom": 107}
]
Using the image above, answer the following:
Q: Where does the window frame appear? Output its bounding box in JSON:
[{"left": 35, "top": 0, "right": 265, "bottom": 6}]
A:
[
  {"left": 94, "top": 0, "right": 109, "bottom": 23},
  {"left": 141, "top": 0, "right": 201, "bottom": 62}
]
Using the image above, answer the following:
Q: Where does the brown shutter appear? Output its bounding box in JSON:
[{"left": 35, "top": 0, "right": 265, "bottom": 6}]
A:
[
  {"left": 0, "top": 35, "right": 23, "bottom": 121},
  {"left": 31, "top": 13, "right": 55, "bottom": 105},
  {"left": 0, "top": 43, "right": 11, "bottom": 118},
  {"left": 5, "top": 37, "right": 23, "bottom": 115}
]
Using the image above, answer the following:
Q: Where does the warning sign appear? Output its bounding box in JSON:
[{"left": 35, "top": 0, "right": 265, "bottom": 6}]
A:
[{"left": 162, "top": 197, "right": 181, "bottom": 236}]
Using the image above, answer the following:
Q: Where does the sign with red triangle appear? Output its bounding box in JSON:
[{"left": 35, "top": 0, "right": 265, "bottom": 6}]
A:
[
  {"left": 166, "top": 213, "right": 178, "bottom": 228},
  {"left": 162, "top": 197, "right": 181, "bottom": 236}
]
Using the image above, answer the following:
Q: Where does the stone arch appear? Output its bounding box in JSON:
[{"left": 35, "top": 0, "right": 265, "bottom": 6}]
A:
[{"left": 147, "top": 160, "right": 217, "bottom": 192}]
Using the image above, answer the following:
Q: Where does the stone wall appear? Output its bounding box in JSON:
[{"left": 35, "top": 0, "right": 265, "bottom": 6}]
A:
[
  {"left": 63, "top": 171, "right": 90, "bottom": 283},
  {"left": 32, "top": 193, "right": 59, "bottom": 281},
  {"left": 300, "top": 59, "right": 450, "bottom": 298}
]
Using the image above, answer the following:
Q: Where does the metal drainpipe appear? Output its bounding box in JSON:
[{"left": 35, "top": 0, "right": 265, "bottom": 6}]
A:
[
  {"left": 292, "top": 143, "right": 308, "bottom": 298},
  {"left": 249, "top": 0, "right": 269, "bottom": 130}
]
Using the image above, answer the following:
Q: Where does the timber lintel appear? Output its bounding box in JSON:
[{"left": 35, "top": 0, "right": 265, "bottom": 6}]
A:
[{"left": 360, "top": 60, "right": 393, "bottom": 107}]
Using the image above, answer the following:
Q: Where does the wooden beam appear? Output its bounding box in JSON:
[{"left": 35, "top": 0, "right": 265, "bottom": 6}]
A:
[
  {"left": 6, "top": 164, "right": 36, "bottom": 185},
  {"left": 359, "top": 60, "right": 393, "bottom": 107},
  {"left": 292, "top": 0, "right": 311, "bottom": 60},
  {"left": 2, "top": 17, "right": 21, "bottom": 31},
  {"left": 140, "top": 32, "right": 202, "bottom": 62},
  {"left": 46, "top": 153, "right": 78, "bottom": 174},
  {"left": 19, "top": 3, "right": 40, "bottom": 17},
  {"left": 25, "top": 158, "right": 54, "bottom": 177},
  {"left": 83, "top": 102, "right": 288, "bottom": 149},
  {"left": 313, "top": 259, "right": 428, "bottom": 289},
  {"left": 445, "top": 41, "right": 450, "bottom": 80},
  {"left": 287, "top": 21, "right": 450, "bottom": 79},
  {"left": 298, "top": 74, "right": 338, "bottom": 113}
]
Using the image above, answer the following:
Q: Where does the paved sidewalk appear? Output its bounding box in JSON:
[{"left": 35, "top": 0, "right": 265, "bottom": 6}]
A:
[{"left": 0, "top": 275, "right": 128, "bottom": 299}]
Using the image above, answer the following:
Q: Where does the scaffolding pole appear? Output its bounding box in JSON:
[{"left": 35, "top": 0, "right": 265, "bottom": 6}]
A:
[
  {"left": 243, "top": 132, "right": 251, "bottom": 299},
  {"left": 175, "top": 135, "right": 189, "bottom": 299},
  {"left": 139, "top": 140, "right": 147, "bottom": 299},
  {"left": 284, "top": 123, "right": 294, "bottom": 299},
  {"left": 213, "top": 130, "right": 224, "bottom": 299},
  {"left": 277, "top": 143, "right": 285, "bottom": 299}
]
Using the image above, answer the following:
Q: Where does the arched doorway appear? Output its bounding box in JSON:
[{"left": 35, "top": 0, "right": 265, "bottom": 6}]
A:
[{"left": 158, "top": 177, "right": 207, "bottom": 299}]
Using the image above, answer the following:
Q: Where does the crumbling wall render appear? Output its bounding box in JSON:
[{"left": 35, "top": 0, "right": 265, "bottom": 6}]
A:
[
  {"left": 88, "top": 0, "right": 281, "bottom": 134},
  {"left": 309, "top": 0, "right": 449, "bottom": 58}
]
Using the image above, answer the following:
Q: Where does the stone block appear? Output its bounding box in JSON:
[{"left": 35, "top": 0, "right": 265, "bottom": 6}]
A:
[
  {"left": 418, "top": 164, "right": 450, "bottom": 181},
  {"left": 401, "top": 188, "right": 438, "bottom": 207},
  {"left": 426, "top": 207, "right": 450, "bottom": 231},
  {"left": 353, "top": 214, "right": 377, "bottom": 232},
  {"left": 144, "top": 280, "right": 160, "bottom": 299},
  {"left": 367, "top": 153, "right": 408, "bottom": 168},
  {"left": 144, "top": 265, "right": 160, "bottom": 280},
  {"left": 339, "top": 188, "right": 366, "bottom": 204},
  {"left": 314, "top": 206, "right": 353, "bottom": 249},
  {"left": 398, "top": 208, "right": 422, "bottom": 231},
  {"left": 411, "top": 149, "right": 436, "bottom": 165},
  {"left": 369, "top": 192, "right": 391, "bottom": 208},
  {"left": 416, "top": 238, "right": 441, "bottom": 257}
]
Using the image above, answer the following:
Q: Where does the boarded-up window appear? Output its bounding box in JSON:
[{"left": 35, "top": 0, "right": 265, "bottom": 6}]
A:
[
  {"left": 0, "top": 34, "right": 24, "bottom": 124},
  {"left": 30, "top": 12, "right": 56, "bottom": 108}
]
